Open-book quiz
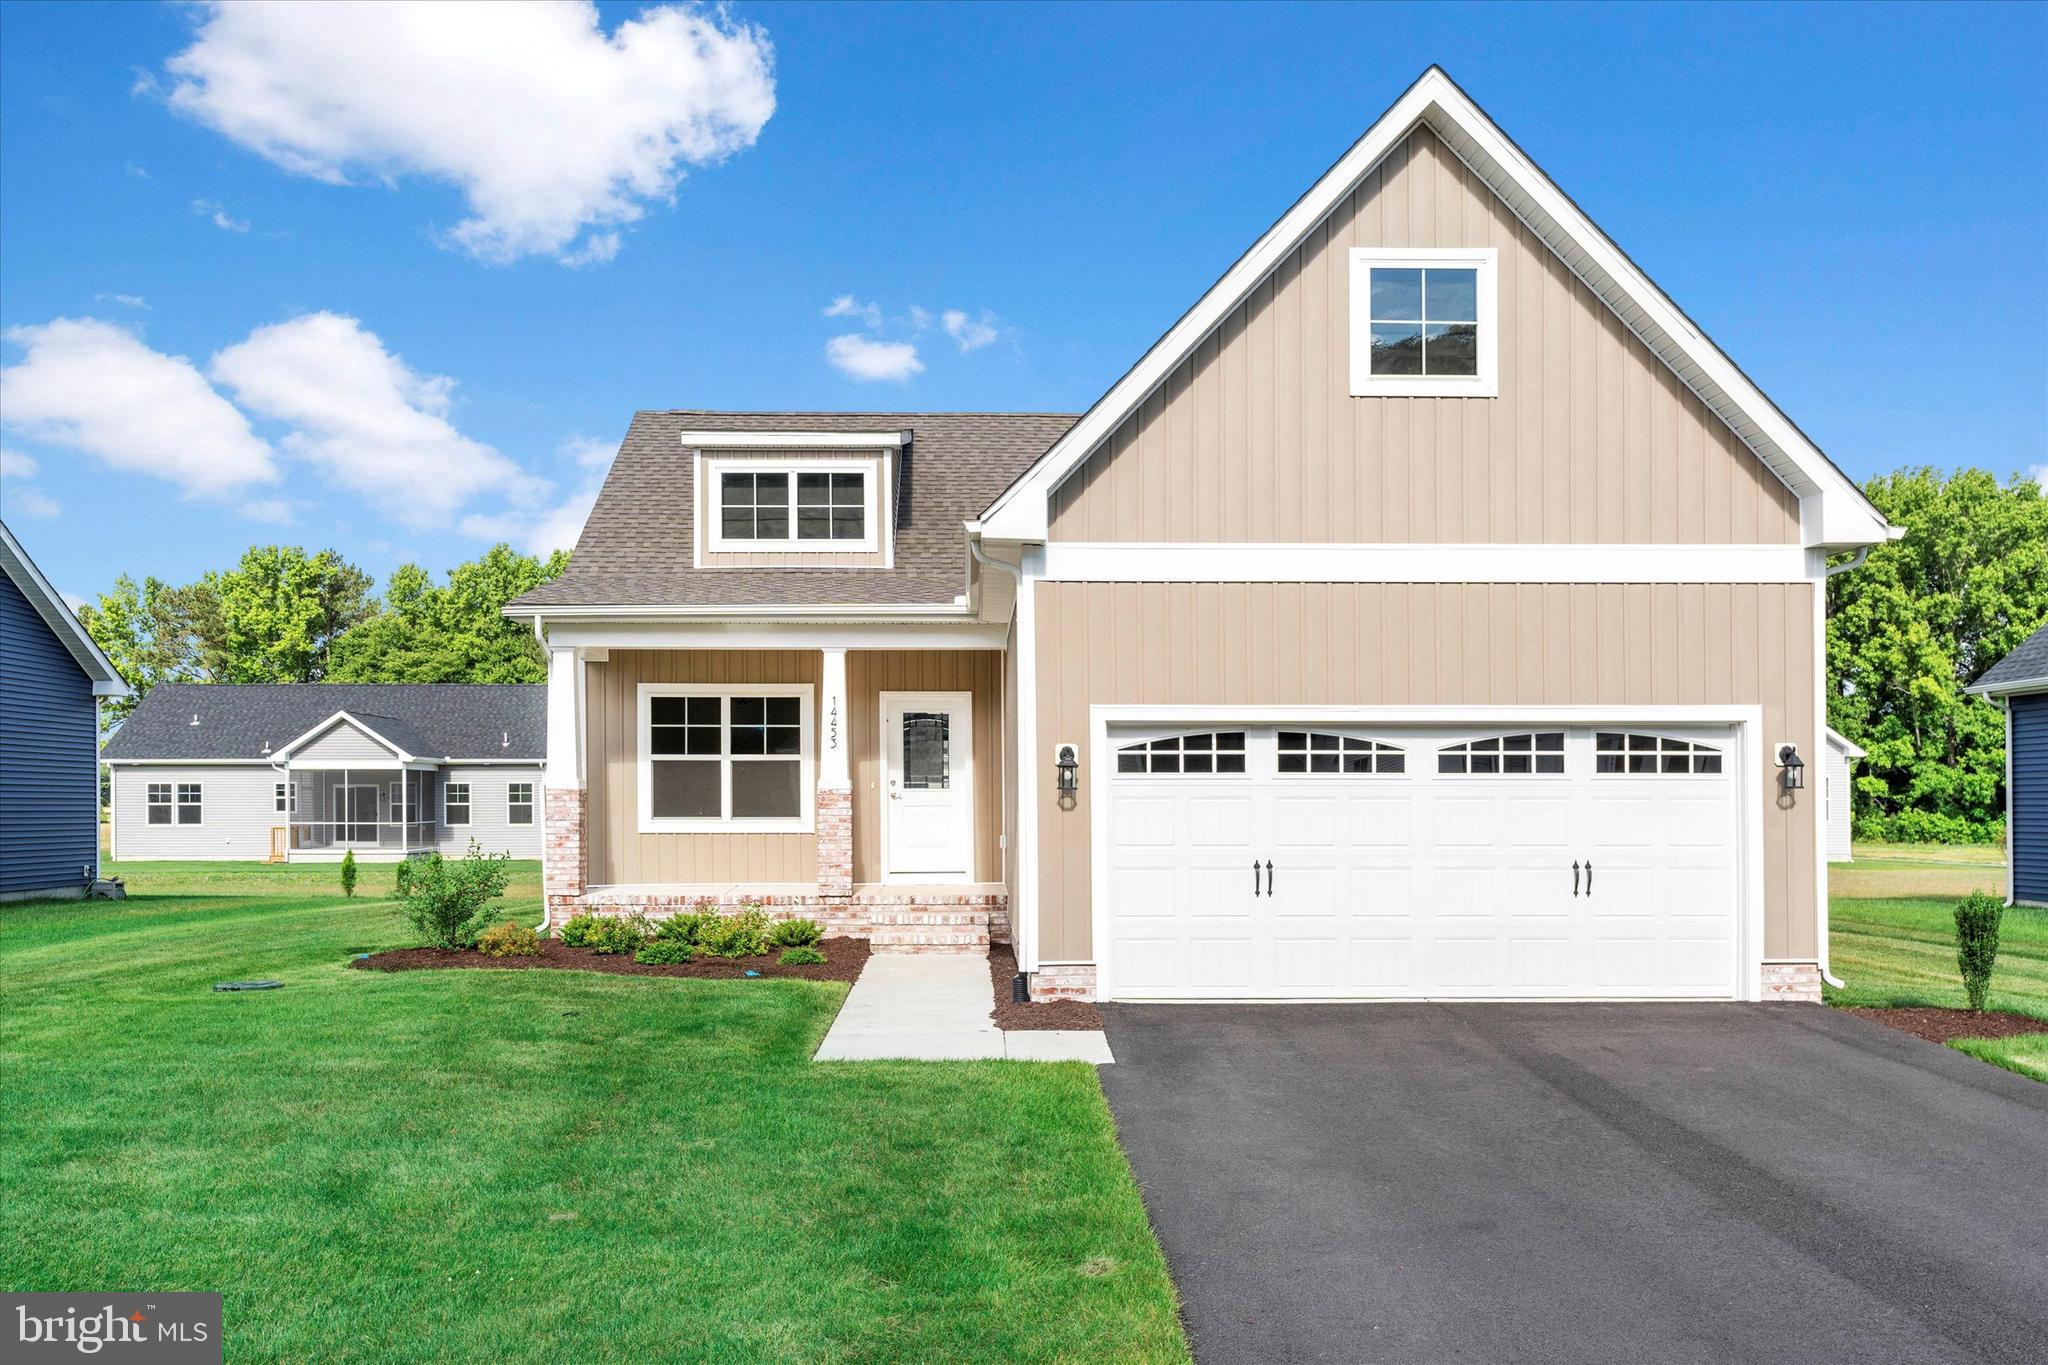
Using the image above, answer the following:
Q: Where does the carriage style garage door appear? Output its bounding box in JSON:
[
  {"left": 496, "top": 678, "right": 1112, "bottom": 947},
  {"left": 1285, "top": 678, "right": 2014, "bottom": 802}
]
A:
[{"left": 1103, "top": 725, "right": 1742, "bottom": 1000}]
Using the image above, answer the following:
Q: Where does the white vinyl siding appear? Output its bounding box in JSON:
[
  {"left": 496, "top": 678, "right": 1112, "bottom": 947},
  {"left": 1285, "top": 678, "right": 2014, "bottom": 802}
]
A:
[
  {"left": 111, "top": 766, "right": 282, "bottom": 860},
  {"left": 433, "top": 767, "right": 544, "bottom": 860},
  {"left": 290, "top": 720, "right": 404, "bottom": 766}
]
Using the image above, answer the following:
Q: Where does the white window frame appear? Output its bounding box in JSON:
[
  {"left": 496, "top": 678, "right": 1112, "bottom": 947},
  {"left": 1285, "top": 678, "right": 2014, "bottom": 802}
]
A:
[
  {"left": 1111, "top": 730, "right": 1252, "bottom": 779},
  {"left": 1274, "top": 730, "right": 1408, "bottom": 777},
  {"left": 443, "top": 781, "right": 471, "bottom": 827},
  {"left": 1349, "top": 246, "right": 1499, "bottom": 398},
  {"left": 1436, "top": 731, "right": 1568, "bottom": 777},
  {"left": 507, "top": 781, "right": 535, "bottom": 826},
  {"left": 146, "top": 781, "right": 174, "bottom": 825},
  {"left": 173, "top": 781, "right": 203, "bottom": 825},
  {"left": 704, "top": 456, "right": 879, "bottom": 553},
  {"left": 637, "top": 683, "right": 815, "bottom": 834},
  {"left": 1593, "top": 730, "right": 1727, "bottom": 778}
]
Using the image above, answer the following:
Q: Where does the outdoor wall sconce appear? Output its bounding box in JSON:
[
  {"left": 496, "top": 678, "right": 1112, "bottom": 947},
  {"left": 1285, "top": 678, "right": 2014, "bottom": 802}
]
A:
[
  {"left": 1054, "top": 744, "right": 1079, "bottom": 795},
  {"left": 1776, "top": 742, "right": 1805, "bottom": 792}
]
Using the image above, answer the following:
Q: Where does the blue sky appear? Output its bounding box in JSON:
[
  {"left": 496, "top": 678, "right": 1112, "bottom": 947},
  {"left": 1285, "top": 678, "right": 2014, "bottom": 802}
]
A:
[{"left": 2, "top": 0, "right": 2043, "bottom": 606}]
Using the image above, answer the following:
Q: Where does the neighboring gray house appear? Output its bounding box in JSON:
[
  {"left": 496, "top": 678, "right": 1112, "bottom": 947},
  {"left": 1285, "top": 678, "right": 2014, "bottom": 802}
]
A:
[
  {"left": 1968, "top": 622, "right": 2048, "bottom": 908},
  {"left": 1823, "top": 728, "right": 1865, "bottom": 863},
  {"left": 102, "top": 684, "right": 545, "bottom": 863},
  {"left": 0, "top": 520, "right": 129, "bottom": 900}
]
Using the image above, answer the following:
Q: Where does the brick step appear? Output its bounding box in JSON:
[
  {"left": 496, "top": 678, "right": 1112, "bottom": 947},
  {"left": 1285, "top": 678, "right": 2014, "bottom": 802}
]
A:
[
  {"left": 870, "top": 926, "right": 990, "bottom": 953},
  {"left": 872, "top": 940, "right": 990, "bottom": 955},
  {"left": 866, "top": 909, "right": 990, "bottom": 927}
]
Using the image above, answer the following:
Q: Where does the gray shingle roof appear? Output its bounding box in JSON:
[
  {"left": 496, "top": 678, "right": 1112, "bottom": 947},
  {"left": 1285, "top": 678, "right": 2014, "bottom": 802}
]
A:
[
  {"left": 509, "top": 411, "right": 1076, "bottom": 609},
  {"left": 1970, "top": 621, "right": 2048, "bottom": 695},
  {"left": 101, "top": 684, "right": 545, "bottom": 762}
]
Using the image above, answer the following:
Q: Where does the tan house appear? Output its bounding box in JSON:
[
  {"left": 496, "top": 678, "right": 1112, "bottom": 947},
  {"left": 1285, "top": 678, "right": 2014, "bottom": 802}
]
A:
[{"left": 510, "top": 68, "right": 1896, "bottom": 1004}]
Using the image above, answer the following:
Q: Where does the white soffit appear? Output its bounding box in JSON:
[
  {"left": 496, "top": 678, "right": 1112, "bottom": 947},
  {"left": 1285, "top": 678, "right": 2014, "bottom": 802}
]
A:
[{"left": 976, "top": 67, "right": 1891, "bottom": 551}]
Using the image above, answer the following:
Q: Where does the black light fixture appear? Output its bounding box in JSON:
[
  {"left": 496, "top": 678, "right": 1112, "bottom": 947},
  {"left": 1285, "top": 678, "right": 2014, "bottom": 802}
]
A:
[
  {"left": 1776, "top": 742, "right": 1805, "bottom": 792},
  {"left": 1055, "top": 744, "right": 1079, "bottom": 795}
]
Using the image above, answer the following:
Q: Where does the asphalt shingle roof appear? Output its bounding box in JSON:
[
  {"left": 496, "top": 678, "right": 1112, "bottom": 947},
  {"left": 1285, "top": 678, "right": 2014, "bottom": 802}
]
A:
[
  {"left": 1972, "top": 621, "right": 2048, "bottom": 694},
  {"left": 101, "top": 684, "right": 546, "bottom": 762},
  {"left": 509, "top": 411, "right": 1076, "bottom": 609}
]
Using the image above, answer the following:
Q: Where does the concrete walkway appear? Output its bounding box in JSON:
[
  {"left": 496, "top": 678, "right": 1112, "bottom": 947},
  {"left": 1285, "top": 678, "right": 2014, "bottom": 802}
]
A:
[{"left": 814, "top": 954, "right": 1113, "bottom": 1063}]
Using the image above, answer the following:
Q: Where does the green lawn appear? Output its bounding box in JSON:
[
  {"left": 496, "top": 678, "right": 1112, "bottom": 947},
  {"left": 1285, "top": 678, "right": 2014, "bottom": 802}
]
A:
[
  {"left": 1, "top": 864, "right": 1187, "bottom": 1363},
  {"left": 1828, "top": 843, "right": 2048, "bottom": 1083}
]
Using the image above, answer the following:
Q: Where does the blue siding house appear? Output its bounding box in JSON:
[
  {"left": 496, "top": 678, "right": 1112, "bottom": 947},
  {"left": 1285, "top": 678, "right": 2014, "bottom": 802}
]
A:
[
  {"left": 1969, "top": 621, "right": 2048, "bottom": 909},
  {"left": 0, "top": 521, "right": 129, "bottom": 900}
]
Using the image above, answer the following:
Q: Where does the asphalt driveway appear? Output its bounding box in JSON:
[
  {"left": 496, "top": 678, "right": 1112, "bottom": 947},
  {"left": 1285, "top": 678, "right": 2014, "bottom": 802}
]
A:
[{"left": 1099, "top": 1003, "right": 2048, "bottom": 1365}]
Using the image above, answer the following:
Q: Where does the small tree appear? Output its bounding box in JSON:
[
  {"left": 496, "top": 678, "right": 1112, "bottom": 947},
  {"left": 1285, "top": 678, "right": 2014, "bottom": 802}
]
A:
[
  {"left": 1954, "top": 891, "right": 2004, "bottom": 1013},
  {"left": 340, "top": 849, "right": 357, "bottom": 899},
  {"left": 394, "top": 842, "right": 514, "bottom": 949}
]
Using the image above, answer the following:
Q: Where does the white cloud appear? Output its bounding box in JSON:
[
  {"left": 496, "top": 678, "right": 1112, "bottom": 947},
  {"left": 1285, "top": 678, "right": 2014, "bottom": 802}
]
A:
[
  {"left": 162, "top": 0, "right": 776, "bottom": 265},
  {"left": 558, "top": 434, "right": 616, "bottom": 469},
  {"left": 210, "top": 312, "right": 542, "bottom": 529},
  {"left": 59, "top": 588, "right": 88, "bottom": 614},
  {"left": 237, "top": 497, "right": 295, "bottom": 524},
  {"left": 942, "top": 308, "right": 1000, "bottom": 353},
  {"left": 908, "top": 305, "right": 933, "bottom": 332},
  {"left": 0, "top": 318, "right": 278, "bottom": 497},
  {"left": 3, "top": 445, "right": 60, "bottom": 519},
  {"left": 824, "top": 294, "right": 882, "bottom": 327},
  {"left": 1, "top": 449, "right": 38, "bottom": 480},
  {"left": 460, "top": 434, "right": 612, "bottom": 555},
  {"left": 95, "top": 293, "right": 150, "bottom": 310},
  {"left": 125, "top": 162, "right": 151, "bottom": 180},
  {"left": 825, "top": 334, "right": 923, "bottom": 383},
  {"left": 6, "top": 485, "right": 60, "bottom": 519},
  {"left": 193, "top": 198, "right": 250, "bottom": 233}
]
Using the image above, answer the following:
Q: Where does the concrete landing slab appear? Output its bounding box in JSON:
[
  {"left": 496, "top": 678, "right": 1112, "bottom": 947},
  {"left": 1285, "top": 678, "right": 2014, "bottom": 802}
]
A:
[{"left": 814, "top": 953, "right": 1113, "bottom": 1063}]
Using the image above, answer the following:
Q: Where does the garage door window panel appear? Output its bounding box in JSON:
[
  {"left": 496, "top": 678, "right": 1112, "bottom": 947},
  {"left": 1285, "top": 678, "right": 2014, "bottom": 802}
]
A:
[
  {"left": 1116, "top": 732, "right": 1247, "bottom": 775},
  {"left": 1277, "top": 731, "right": 1406, "bottom": 775},
  {"left": 1595, "top": 732, "right": 1723, "bottom": 775},
  {"left": 1438, "top": 732, "right": 1565, "bottom": 775}
]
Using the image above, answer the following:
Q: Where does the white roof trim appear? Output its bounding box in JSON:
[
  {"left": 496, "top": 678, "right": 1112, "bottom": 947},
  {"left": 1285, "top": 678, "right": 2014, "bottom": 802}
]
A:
[
  {"left": 977, "top": 66, "right": 1892, "bottom": 552},
  {"left": 675, "top": 430, "right": 909, "bottom": 450},
  {"left": 1824, "top": 727, "right": 1866, "bottom": 759},
  {"left": 0, "top": 519, "right": 129, "bottom": 694},
  {"left": 270, "top": 710, "right": 419, "bottom": 763}
]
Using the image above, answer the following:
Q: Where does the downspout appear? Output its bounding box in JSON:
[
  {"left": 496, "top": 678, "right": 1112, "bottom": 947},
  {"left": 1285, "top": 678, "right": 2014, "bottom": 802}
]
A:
[
  {"left": 967, "top": 526, "right": 1030, "bottom": 993},
  {"left": 533, "top": 613, "right": 551, "bottom": 934},
  {"left": 1814, "top": 543, "right": 1875, "bottom": 988}
]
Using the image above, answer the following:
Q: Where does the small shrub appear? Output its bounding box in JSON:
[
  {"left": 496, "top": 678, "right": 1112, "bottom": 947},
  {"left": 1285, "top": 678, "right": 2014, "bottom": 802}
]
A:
[
  {"left": 394, "top": 857, "right": 416, "bottom": 896},
  {"left": 635, "top": 939, "right": 694, "bottom": 966},
  {"left": 770, "top": 917, "right": 823, "bottom": 949},
  {"left": 340, "top": 849, "right": 358, "bottom": 899},
  {"left": 477, "top": 922, "right": 541, "bottom": 958},
  {"left": 586, "top": 914, "right": 651, "bottom": 956},
  {"left": 653, "top": 906, "right": 717, "bottom": 945},
  {"left": 777, "top": 945, "right": 826, "bottom": 966},
  {"left": 392, "top": 842, "right": 513, "bottom": 949},
  {"left": 1954, "top": 891, "right": 2004, "bottom": 1013},
  {"left": 557, "top": 913, "right": 603, "bottom": 948},
  {"left": 698, "top": 906, "right": 772, "bottom": 958}
]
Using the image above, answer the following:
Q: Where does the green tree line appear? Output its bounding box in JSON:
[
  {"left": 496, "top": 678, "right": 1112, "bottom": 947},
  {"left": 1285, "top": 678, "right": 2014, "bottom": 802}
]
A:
[
  {"left": 80, "top": 543, "right": 566, "bottom": 731},
  {"left": 1827, "top": 467, "right": 2046, "bottom": 843}
]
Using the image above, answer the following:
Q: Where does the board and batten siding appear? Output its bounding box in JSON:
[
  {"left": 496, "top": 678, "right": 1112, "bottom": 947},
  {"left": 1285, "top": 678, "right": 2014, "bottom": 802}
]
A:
[
  {"left": 109, "top": 764, "right": 283, "bottom": 861},
  {"left": 584, "top": 650, "right": 821, "bottom": 885},
  {"left": 2014, "top": 693, "right": 2048, "bottom": 908},
  {"left": 0, "top": 570, "right": 98, "bottom": 895},
  {"left": 434, "top": 765, "right": 544, "bottom": 859},
  {"left": 1033, "top": 580, "right": 1818, "bottom": 962},
  {"left": 847, "top": 650, "right": 1004, "bottom": 884},
  {"left": 1048, "top": 126, "right": 1801, "bottom": 546}
]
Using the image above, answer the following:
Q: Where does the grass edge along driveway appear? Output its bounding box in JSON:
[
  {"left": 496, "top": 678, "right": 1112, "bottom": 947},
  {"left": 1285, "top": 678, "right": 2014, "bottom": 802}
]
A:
[{"left": 1, "top": 868, "right": 1188, "bottom": 1363}]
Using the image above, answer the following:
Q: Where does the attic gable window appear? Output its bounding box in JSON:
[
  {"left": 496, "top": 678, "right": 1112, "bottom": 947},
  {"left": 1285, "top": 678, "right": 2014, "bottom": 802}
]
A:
[
  {"left": 708, "top": 457, "right": 877, "bottom": 552},
  {"left": 1349, "top": 247, "right": 1498, "bottom": 398}
]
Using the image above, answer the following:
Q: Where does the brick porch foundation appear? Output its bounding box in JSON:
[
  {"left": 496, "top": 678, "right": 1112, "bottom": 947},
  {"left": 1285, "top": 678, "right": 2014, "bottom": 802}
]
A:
[
  {"left": 1761, "top": 961, "right": 1823, "bottom": 1003},
  {"left": 546, "top": 885, "right": 1009, "bottom": 954},
  {"left": 1029, "top": 962, "right": 1098, "bottom": 1001},
  {"left": 816, "top": 786, "right": 853, "bottom": 899},
  {"left": 542, "top": 785, "right": 586, "bottom": 921}
]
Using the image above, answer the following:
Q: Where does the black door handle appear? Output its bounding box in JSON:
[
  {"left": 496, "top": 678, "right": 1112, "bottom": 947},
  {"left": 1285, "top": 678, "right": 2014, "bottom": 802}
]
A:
[
  {"left": 1253, "top": 860, "right": 1261, "bottom": 897},
  {"left": 1265, "top": 860, "right": 1274, "bottom": 897},
  {"left": 1572, "top": 860, "right": 1580, "bottom": 897},
  {"left": 1585, "top": 860, "right": 1593, "bottom": 896}
]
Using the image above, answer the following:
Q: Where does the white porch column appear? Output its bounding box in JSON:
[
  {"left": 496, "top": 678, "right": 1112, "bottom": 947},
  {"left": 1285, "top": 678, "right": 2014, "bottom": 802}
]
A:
[
  {"left": 543, "top": 645, "right": 587, "bottom": 911},
  {"left": 816, "top": 647, "right": 853, "bottom": 897}
]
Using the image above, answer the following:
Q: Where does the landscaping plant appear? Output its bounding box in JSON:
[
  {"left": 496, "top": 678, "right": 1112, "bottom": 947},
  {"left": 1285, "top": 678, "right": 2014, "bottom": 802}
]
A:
[
  {"left": 394, "top": 857, "right": 415, "bottom": 896},
  {"left": 586, "top": 914, "right": 651, "bottom": 956},
  {"left": 340, "top": 849, "right": 357, "bottom": 899},
  {"left": 557, "top": 913, "right": 602, "bottom": 948},
  {"left": 634, "top": 940, "right": 693, "bottom": 966},
  {"left": 769, "top": 917, "right": 823, "bottom": 949},
  {"left": 476, "top": 922, "right": 541, "bottom": 958},
  {"left": 777, "top": 946, "right": 827, "bottom": 966},
  {"left": 1954, "top": 890, "right": 2004, "bottom": 1013},
  {"left": 393, "top": 842, "right": 513, "bottom": 950},
  {"left": 698, "top": 906, "right": 772, "bottom": 958}
]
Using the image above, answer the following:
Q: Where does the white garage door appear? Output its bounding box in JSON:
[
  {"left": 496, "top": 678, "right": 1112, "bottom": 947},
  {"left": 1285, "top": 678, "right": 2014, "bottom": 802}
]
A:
[{"left": 1103, "top": 725, "right": 1741, "bottom": 1000}]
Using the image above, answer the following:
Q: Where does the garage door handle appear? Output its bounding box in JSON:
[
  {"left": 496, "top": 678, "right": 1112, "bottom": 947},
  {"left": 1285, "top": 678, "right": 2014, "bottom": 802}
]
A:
[
  {"left": 1265, "top": 860, "right": 1274, "bottom": 897},
  {"left": 1253, "top": 860, "right": 1261, "bottom": 897},
  {"left": 1585, "top": 860, "right": 1593, "bottom": 896},
  {"left": 1572, "top": 860, "right": 1580, "bottom": 897}
]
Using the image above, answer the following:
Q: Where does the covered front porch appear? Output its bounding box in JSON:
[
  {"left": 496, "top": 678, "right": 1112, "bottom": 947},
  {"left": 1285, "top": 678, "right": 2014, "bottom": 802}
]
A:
[{"left": 538, "top": 629, "right": 1013, "bottom": 949}]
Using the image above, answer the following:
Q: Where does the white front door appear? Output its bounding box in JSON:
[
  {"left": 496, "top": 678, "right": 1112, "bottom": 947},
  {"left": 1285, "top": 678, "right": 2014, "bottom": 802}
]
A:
[
  {"left": 881, "top": 692, "right": 973, "bottom": 881},
  {"left": 1104, "top": 725, "right": 1741, "bottom": 1000}
]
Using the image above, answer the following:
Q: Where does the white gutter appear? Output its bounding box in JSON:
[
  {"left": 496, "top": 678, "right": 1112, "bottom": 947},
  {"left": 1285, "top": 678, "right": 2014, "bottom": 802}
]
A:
[{"left": 505, "top": 600, "right": 976, "bottom": 621}]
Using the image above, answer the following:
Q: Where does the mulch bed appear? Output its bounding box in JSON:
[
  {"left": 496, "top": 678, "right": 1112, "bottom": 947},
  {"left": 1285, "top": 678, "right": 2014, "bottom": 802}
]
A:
[
  {"left": 351, "top": 936, "right": 869, "bottom": 984},
  {"left": 989, "top": 943, "right": 1103, "bottom": 1032},
  {"left": 1843, "top": 1006, "right": 2048, "bottom": 1045}
]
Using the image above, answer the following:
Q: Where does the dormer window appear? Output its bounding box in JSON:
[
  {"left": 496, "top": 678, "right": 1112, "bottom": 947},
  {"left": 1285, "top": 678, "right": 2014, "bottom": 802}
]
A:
[
  {"left": 1349, "top": 247, "right": 1498, "bottom": 398},
  {"left": 705, "top": 457, "right": 878, "bottom": 552}
]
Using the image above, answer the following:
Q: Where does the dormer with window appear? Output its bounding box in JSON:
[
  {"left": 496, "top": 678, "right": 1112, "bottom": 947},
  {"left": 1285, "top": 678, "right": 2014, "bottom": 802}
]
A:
[{"left": 686, "top": 430, "right": 904, "bottom": 569}]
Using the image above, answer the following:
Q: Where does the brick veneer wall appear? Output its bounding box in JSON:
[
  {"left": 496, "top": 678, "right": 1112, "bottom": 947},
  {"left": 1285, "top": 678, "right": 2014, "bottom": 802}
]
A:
[
  {"left": 816, "top": 786, "right": 852, "bottom": 899},
  {"left": 546, "top": 884, "right": 1010, "bottom": 945},
  {"left": 1761, "top": 961, "right": 1823, "bottom": 1003},
  {"left": 543, "top": 785, "right": 586, "bottom": 923},
  {"left": 1030, "top": 962, "right": 1097, "bottom": 1001}
]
